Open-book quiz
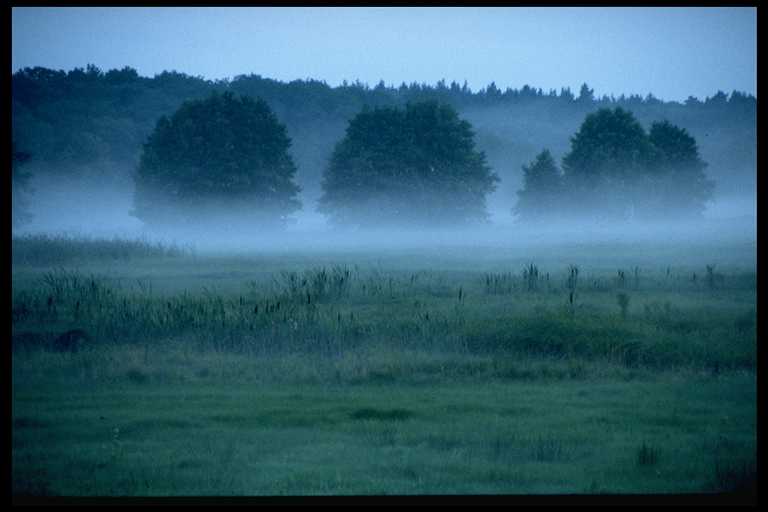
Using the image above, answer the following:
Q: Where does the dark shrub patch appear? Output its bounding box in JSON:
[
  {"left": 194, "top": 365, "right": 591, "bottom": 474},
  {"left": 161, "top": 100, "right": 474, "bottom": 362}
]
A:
[
  {"left": 126, "top": 368, "right": 149, "bottom": 384},
  {"left": 350, "top": 408, "right": 414, "bottom": 421}
]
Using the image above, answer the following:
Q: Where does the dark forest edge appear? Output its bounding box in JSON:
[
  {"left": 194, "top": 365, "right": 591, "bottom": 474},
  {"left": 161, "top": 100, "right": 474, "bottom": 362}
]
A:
[{"left": 12, "top": 65, "right": 755, "bottom": 231}]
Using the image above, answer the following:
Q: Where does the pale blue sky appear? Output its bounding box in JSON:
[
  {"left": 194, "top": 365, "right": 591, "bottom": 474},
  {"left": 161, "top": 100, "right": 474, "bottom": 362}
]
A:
[{"left": 12, "top": 6, "right": 756, "bottom": 102}]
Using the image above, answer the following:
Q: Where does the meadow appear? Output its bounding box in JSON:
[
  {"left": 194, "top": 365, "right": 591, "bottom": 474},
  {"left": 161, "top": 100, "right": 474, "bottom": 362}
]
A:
[{"left": 11, "top": 233, "right": 757, "bottom": 497}]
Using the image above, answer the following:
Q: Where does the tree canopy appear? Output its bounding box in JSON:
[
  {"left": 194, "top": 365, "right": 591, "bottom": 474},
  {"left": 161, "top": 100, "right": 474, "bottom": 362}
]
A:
[
  {"left": 12, "top": 66, "right": 756, "bottom": 212},
  {"left": 643, "top": 120, "right": 714, "bottom": 217},
  {"left": 514, "top": 149, "right": 562, "bottom": 221},
  {"left": 516, "top": 108, "right": 714, "bottom": 220},
  {"left": 563, "top": 108, "right": 654, "bottom": 184},
  {"left": 132, "top": 91, "right": 301, "bottom": 226},
  {"left": 561, "top": 107, "right": 657, "bottom": 217},
  {"left": 319, "top": 101, "right": 498, "bottom": 227}
]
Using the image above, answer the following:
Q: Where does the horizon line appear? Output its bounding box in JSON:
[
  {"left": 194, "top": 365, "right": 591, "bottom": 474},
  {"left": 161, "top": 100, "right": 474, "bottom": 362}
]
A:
[{"left": 11, "top": 64, "right": 757, "bottom": 105}]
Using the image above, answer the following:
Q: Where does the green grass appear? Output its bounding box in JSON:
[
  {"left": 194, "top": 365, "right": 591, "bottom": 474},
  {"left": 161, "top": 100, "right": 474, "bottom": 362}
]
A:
[
  {"left": 11, "top": 238, "right": 757, "bottom": 496},
  {"left": 12, "top": 372, "right": 756, "bottom": 495}
]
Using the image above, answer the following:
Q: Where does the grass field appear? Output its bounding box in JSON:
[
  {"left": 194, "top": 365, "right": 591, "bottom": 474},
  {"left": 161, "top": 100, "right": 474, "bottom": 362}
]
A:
[{"left": 11, "top": 234, "right": 757, "bottom": 497}]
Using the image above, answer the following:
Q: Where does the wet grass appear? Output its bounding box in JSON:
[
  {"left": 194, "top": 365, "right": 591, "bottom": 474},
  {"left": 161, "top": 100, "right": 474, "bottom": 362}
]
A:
[
  {"left": 12, "top": 375, "right": 756, "bottom": 496},
  {"left": 11, "top": 241, "right": 757, "bottom": 496}
]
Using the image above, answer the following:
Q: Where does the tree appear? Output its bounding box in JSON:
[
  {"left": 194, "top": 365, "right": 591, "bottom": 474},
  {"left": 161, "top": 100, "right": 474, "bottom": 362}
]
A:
[
  {"left": 484, "top": 82, "right": 502, "bottom": 102},
  {"left": 514, "top": 150, "right": 563, "bottom": 221},
  {"left": 104, "top": 66, "right": 140, "bottom": 84},
  {"left": 577, "top": 83, "right": 595, "bottom": 104},
  {"left": 561, "top": 107, "right": 656, "bottom": 219},
  {"left": 706, "top": 90, "right": 728, "bottom": 106},
  {"left": 558, "top": 108, "right": 712, "bottom": 220},
  {"left": 644, "top": 120, "right": 714, "bottom": 217},
  {"left": 12, "top": 143, "right": 33, "bottom": 228},
  {"left": 132, "top": 91, "right": 301, "bottom": 227},
  {"left": 318, "top": 101, "right": 498, "bottom": 227}
]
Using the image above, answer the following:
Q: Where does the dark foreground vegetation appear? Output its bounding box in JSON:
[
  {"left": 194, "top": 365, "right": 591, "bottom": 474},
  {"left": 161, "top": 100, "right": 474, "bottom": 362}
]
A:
[
  {"left": 11, "top": 236, "right": 756, "bottom": 497},
  {"left": 11, "top": 233, "right": 188, "bottom": 266}
]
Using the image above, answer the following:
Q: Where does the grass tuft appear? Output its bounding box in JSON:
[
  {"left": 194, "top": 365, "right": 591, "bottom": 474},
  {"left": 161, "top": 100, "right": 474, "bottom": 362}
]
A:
[{"left": 636, "top": 441, "right": 659, "bottom": 466}]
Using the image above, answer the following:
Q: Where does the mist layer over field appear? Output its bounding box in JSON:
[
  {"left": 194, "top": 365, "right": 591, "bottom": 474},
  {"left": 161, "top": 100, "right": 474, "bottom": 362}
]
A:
[{"left": 14, "top": 170, "right": 756, "bottom": 258}]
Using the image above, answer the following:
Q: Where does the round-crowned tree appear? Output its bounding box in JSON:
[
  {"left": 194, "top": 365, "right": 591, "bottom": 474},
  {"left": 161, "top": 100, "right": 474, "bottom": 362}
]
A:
[
  {"left": 318, "top": 101, "right": 498, "bottom": 227},
  {"left": 644, "top": 120, "right": 714, "bottom": 217},
  {"left": 562, "top": 107, "right": 656, "bottom": 219},
  {"left": 132, "top": 91, "right": 301, "bottom": 227}
]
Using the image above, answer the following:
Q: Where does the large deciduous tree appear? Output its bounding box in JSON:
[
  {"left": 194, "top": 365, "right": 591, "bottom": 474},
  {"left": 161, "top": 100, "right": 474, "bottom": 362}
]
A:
[
  {"left": 318, "top": 101, "right": 498, "bottom": 227},
  {"left": 561, "top": 107, "right": 656, "bottom": 219},
  {"left": 643, "top": 120, "right": 714, "bottom": 217},
  {"left": 132, "top": 91, "right": 301, "bottom": 226}
]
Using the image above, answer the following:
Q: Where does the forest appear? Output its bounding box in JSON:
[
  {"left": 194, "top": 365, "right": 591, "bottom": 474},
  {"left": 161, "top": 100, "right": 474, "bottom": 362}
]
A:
[{"left": 11, "top": 65, "right": 756, "bottom": 228}]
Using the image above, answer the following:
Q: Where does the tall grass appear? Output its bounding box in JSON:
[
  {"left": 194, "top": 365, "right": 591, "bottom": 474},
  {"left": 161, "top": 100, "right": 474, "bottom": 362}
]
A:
[
  {"left": 11, "top": 264, "right": 757, "bottom": 372},
  {"left": 12, "top": 234, "right": 188, "bottom": 266}
]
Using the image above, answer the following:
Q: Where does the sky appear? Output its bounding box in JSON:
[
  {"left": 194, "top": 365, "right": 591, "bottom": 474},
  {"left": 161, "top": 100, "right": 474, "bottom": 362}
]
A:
[{"left": 12, "top": 7, "right": 756, "bottom": 102}]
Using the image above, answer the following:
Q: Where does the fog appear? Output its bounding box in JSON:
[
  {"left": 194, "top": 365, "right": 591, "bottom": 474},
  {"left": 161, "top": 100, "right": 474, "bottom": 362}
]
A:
[
  {"left": 11, "top": 7, "right": 756, "bottom": 258},
  {"left": 15, "top": 169, "right": 756, "bottom": 263}
]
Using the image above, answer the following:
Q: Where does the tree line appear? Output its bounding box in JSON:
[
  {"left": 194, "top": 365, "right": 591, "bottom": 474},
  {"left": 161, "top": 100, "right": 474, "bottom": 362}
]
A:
[
  {"left": 14, "top": 90, "right": 714, "bottom": 228},
  {"left": 11, "top": 65, "right": 753, "bottom": 227}
]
